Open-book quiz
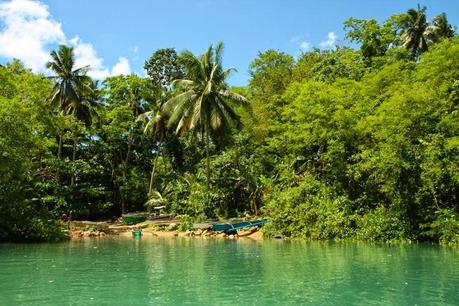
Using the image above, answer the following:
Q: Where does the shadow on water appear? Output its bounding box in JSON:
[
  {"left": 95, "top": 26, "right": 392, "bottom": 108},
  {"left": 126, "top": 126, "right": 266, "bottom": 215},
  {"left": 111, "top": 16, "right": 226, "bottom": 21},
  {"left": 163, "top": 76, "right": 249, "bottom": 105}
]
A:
[{"left": 0, "top": 238, "right": 458, "bottom": 305}]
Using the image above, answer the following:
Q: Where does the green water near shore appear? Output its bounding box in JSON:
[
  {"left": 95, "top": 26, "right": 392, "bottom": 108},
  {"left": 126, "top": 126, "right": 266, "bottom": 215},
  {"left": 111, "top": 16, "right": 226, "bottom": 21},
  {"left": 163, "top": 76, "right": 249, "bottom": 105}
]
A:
[{"left": 1, "top": 238, "right": 458, "bottom": 305}]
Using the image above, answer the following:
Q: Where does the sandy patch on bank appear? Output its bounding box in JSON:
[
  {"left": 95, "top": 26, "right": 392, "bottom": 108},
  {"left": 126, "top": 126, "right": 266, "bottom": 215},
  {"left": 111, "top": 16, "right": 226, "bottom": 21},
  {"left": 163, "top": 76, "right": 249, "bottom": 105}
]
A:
[{"left": 118, "top": 228, "right": 264, "bottom": 241}]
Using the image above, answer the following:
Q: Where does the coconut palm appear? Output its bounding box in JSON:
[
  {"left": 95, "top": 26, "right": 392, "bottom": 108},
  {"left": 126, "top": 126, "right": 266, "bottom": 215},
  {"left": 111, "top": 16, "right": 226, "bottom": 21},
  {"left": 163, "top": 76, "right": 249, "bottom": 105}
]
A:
[
  {"left": 144, "top": 190, "right": 167, "bottom": 212},
  {"left": 47, "top": 45, "right": 95, "bottom": 125},
  {"left": 47, "top": 45, "right": 98, "bottom": 160},
  {"left": 138, "top": 91, "right": 168, "bottom": 195},
  {"left": 400, "top": 5, "right": 429, "bottom": 58},
  {"left": 427, "top": 13, "right": 456, "bottom": 43},
  {"left": 164, "top": 42, "right": 249, "bottom": 189},
  {"left": 46, "top": 45, "right": 98, "bottom": 219}
]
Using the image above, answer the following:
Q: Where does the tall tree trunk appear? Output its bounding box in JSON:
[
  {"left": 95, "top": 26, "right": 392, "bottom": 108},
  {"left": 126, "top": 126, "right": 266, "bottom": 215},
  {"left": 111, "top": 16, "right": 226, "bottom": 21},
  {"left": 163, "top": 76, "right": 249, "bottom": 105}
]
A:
[
  {"left": 119, "top": 179, "right": 125, "bottom": 215},
  {"left": 119, "top": 129, "right": 133, "bottom": 215},
  {"left": 123, "top": 129, "right": 133, "bottom": 181},
  {"left": 70, "top": 136, "right": 76, "bottom": 218},
  {"left": 205, "top": 129, "right": 210, "bottom": 191},
  {"left": 71, "top": 137, "right": 76, "bottom": 186},
  {"left": 110, "top": 157, "right": 124, "bottom": 215},
  {"left": 148, "top": 141, "right": 161, "bottom": 195}
]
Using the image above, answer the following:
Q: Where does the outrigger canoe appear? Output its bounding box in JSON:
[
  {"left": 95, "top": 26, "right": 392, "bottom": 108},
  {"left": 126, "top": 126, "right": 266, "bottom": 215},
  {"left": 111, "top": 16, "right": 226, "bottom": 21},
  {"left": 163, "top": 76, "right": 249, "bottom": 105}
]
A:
[
  {"left": 122, "top": 213, "right": 148, "bottom": 225},
  {"left": 212, "top": 219, "right": 269, "bottom": 234}
]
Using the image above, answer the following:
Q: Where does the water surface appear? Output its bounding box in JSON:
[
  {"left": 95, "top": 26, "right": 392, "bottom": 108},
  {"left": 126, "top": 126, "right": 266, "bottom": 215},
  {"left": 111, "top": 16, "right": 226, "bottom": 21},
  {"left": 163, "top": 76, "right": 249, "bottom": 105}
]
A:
[{"left": 1, "top": 238, "right": 458, "bottom": 305}]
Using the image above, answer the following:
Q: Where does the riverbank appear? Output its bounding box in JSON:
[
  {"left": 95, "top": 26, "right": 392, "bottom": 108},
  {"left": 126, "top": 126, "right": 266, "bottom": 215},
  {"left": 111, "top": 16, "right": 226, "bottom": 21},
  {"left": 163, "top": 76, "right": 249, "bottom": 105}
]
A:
[{"left": 67, "top": 220, "right": 264, "bottom": 241}]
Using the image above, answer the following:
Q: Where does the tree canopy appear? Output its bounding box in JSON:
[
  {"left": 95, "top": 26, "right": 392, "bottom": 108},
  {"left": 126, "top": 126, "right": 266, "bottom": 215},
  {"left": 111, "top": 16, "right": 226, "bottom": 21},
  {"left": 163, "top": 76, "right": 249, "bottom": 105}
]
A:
[{"left": 1, "top": 6, "right": 458, "bottom": 244}]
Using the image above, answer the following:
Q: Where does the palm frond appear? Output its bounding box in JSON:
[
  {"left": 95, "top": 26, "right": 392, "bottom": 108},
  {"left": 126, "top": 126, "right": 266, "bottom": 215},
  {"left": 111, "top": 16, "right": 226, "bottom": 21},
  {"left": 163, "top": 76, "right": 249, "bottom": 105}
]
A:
[{"left": 218, "top": 89, "right": 250, "bottom": 106}]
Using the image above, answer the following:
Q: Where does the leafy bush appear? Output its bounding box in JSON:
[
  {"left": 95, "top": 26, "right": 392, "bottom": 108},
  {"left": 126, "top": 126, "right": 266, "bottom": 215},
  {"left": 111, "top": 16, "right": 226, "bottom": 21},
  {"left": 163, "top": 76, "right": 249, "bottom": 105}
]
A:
[
  {"left": 421, "top": 209, "right": 459, "bottom": 245},
  {"left": 355, "top": 206, "right": 412, "bottom": 242},
  {"left": 263, "top": 175, "right": 355, "bottom": 240}
]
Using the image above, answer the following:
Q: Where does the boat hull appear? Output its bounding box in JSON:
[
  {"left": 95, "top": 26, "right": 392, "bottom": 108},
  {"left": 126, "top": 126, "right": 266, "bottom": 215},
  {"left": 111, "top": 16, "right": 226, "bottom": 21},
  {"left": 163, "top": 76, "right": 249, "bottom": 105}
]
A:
[
  {"left": 122, "top": 215, "right": 147, "bottom": 225},
  {"left": 212, "top": 219, "right": 269, "bottom": 234}
]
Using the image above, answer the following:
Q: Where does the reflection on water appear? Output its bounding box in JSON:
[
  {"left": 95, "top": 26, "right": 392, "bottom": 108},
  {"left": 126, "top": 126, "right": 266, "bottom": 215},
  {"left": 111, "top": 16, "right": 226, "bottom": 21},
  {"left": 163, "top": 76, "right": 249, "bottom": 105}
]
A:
[{"left": 1, "top": 238, "right": 458, "bottom": 305}]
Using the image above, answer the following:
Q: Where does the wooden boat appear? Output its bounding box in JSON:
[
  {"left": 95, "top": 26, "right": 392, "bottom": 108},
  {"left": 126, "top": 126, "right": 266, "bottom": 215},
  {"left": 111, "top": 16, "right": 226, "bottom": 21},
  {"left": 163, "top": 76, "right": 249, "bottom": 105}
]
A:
[
  {"left": 121, "top": 213, "right": 147, "bottom": 225},
  {"left": 212, "top": 219, "right": 269, "bottom": 234}
]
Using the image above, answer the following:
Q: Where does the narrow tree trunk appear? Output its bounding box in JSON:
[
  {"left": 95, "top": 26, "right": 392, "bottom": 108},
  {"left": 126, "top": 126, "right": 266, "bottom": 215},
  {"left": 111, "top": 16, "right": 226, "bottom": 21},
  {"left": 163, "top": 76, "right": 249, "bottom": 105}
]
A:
[
  {"left": 120, "top": 180, "right": 125, "bottom": 215},
  {"left": 70, "top": 137, "right": 76, "bottom": 218},
  {"left": 205, "top": 129, "right": 210, "bottom": 191},
  {"left": 123, "top": 130, "right": 133, "bottom": 181},
  {"left": 149, "top": 143, "right": 161, "bottom": 195},
  {"left": 119, "top": 129, "right": 134, "bottom": 215},
  {"left": 71, "top": 137, "right": 76, "bottom": 186}
]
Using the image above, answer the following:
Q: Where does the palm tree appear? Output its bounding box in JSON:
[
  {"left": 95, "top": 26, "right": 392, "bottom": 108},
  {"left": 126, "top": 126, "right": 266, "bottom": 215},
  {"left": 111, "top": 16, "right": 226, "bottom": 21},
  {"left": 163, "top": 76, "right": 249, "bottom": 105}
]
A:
[
  {"left": 427, "top": 13, "right": 456, "bottom": 43},
  {"left": 164, "top": 42, "right": 249, "bottom": 189},
  {"left": 144, "top": 190, "right": 167, "bottom": 213},
  {"left": 47, "top": 45, "right": 96, "bottom": 158},
  {"left": 47, "top": 45, "right": 97, "bottom": 219},
  {"left": 400, "top": 5, "right": 429, "bottom": 58},
  {"left": 47, "top": 45, "right": 95, "bottom": 124},
  {"left": 138, "top": 91, "right": 168, "bottom": 195}
]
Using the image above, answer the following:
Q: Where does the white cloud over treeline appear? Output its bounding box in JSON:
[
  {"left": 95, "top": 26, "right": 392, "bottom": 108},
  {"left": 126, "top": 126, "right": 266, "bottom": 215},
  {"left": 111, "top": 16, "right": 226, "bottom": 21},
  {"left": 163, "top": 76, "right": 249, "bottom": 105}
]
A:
[
  {"left": 320, "top": 32, "right": 338, "bottom": 48},
  {"left": 0, "top": 0, "right": 130, "bottom": 78}
]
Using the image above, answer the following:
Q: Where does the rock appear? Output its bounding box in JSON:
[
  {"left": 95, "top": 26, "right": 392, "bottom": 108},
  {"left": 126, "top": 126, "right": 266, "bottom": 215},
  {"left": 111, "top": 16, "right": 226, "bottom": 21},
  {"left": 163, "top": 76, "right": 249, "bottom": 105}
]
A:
[
  {"left": 173, "top": 233, "right": 178, "bottom": 237},
  {"left": 194, "top": 229, "right": 203, "bottom": 236},
  {"left": 239, "top": 227, "right": 258, "bottom": 236},
  {"left": 216, "top": 232, "right": 227, "bottom": 238},
  {"left": 167, "top": 223, "right": 178, "bottom": 231},
  {"left": 185, "top": 230, "right": 192, "bottom": 237},
  {"left": 273, "top": 234, "right": 285, "bottom": 240},
  {"left": 228, "top": 234, "right": 235, "bottom": 239}
]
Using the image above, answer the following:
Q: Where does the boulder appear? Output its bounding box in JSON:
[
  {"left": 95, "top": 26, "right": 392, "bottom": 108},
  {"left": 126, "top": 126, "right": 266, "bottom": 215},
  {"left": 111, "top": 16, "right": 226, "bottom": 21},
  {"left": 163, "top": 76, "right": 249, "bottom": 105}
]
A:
[
  {"left": 167, "top": 223, "right": 178, "bottom": 231},
  {"left": 273, "top": 234, "right": 285, "bottom": 240},
  {"left": 216, "top": 232, "right": 227, "bottom": 238}
]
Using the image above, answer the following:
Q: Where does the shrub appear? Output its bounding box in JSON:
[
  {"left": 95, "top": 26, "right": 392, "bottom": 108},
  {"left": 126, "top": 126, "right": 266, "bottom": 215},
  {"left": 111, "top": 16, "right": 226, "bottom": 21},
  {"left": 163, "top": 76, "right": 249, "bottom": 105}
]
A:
[
  {"left": 263, "top": 175, "right": 355, "bottom": 240},
  {"left": 421, "top": 209, "right": 459, "bottom": 245},
  {"left": 355, "top": 206, "right": 412, "bottom": 242}
]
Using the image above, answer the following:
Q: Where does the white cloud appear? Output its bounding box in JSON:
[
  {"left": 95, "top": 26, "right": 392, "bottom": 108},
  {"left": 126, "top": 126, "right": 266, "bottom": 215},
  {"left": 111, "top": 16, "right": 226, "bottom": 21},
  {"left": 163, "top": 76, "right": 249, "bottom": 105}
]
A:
[
  {"left": 290, "top": 34, "right": 311, "bottom": 53},
  {"left": 69, "top": 36, "right": 110, "bottom": 79},
  {"left": 299, "top": 41, "right": 310, "bottom": 52},
  {"left": 319, "top": 32, "right": 338, "bottom": 48},
  {"left": 111, "top": 57, "right": 131, "bottom": 76},
  {"left": 0, "top": 0, "right": 130, "bottom": 79},
  {"left": 0, "top": 0, "right": 65, "bottom": 71}
]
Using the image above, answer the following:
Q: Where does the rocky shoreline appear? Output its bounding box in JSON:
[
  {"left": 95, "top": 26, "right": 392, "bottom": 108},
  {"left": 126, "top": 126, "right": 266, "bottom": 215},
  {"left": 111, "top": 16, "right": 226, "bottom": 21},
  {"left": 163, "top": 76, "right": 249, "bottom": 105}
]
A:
[{"left": 67, "top": 220, "right": 264, "bottom": 241}]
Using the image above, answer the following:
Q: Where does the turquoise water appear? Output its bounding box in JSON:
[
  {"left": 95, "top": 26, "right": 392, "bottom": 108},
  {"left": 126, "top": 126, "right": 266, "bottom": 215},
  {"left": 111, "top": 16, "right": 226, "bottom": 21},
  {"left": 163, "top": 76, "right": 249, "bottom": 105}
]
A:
[{"left": 1, "top": 238, "right": 458, "bottom": 305}]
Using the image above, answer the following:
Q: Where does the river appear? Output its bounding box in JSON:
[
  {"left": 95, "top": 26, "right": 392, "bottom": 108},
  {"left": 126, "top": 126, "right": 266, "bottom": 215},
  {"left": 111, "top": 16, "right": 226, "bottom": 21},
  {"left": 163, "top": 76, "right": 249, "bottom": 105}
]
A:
[{"left": 1, "top": 237, "right": 458, "bottom": 305}]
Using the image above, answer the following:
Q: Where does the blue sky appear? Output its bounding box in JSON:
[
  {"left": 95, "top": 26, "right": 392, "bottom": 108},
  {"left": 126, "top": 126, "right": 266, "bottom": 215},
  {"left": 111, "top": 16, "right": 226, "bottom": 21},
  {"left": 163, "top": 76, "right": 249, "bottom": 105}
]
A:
[{"left": 1, "top": 0, "right": 458, "bottom": 85}]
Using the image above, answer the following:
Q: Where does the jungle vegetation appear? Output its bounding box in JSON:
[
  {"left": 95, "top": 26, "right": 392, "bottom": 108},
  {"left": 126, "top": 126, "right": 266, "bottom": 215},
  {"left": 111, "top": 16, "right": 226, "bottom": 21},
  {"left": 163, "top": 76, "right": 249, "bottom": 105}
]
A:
[{"left": 1, "top": 6, "right": 458, "bottom": 244}]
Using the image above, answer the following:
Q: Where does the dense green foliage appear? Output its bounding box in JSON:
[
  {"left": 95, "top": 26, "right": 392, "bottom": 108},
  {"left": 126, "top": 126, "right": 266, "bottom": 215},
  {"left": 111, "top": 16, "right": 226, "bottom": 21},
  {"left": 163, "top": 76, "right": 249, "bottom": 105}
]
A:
[
  {"left": 1, "top": 7, "right": 458, "bottom": 244},
  {"left": 259, "top": 19, "right": 459, "bottom": 244}
]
